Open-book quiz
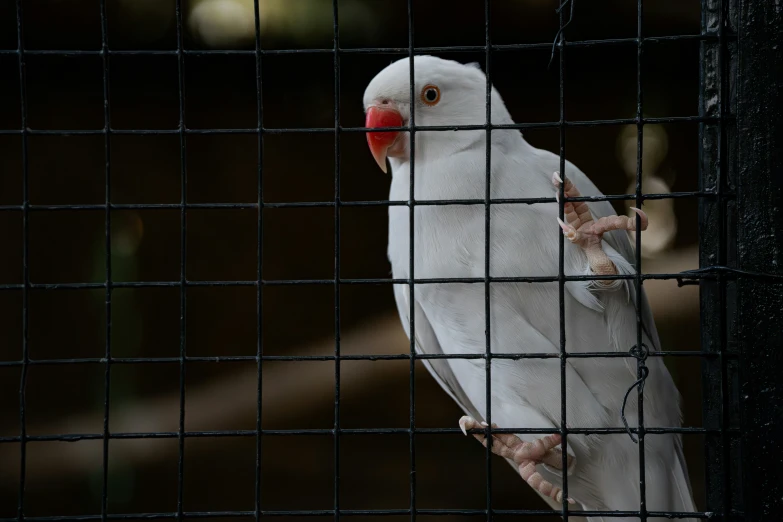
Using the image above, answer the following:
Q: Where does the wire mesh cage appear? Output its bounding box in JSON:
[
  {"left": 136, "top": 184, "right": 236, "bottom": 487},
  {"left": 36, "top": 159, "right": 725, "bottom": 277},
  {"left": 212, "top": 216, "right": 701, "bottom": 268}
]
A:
[{"left": 0, "top": 0, "right": 781, "bottom": 521}]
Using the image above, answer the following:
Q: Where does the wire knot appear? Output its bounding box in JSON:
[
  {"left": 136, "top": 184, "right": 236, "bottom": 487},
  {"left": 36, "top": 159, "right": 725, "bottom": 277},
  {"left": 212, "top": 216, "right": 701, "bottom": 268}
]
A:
[
  {"left": 628, "top": 342, "right": 649, "bottom": 362},
  {"left": 620, "top": 343, "right": 650, "bottom": 443}
]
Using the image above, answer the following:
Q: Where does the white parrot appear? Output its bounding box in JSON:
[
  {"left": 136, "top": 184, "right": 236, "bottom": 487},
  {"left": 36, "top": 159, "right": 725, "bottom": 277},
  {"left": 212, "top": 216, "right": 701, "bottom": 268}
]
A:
[{"left": 363, "top": 56, "right": 696, "bottom": 522}]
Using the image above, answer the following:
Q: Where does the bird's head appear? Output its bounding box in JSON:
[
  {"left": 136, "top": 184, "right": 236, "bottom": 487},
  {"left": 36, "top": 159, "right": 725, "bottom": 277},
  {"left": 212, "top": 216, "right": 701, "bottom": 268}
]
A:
[{"left": 362, "top": 55, "right": 512, "bottom": 173}]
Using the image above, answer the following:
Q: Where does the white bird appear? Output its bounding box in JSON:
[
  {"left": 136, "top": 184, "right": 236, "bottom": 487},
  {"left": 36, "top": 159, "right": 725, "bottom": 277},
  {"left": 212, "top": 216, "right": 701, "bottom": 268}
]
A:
[{"left": 363, "top": 56, "right": 696, "bottom": 522}]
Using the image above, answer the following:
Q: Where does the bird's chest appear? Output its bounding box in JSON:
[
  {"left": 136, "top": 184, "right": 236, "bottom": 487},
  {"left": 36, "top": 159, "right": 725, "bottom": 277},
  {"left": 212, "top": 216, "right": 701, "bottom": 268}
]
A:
[
  {"left": 388, "top": 204, "right": 486, "bottom": 281},
  {"left": 387, "top": 164, "right": 486, "bottom": 281},
  {"left": 386, "top": 161, "right": 558, "bottom": 311}
]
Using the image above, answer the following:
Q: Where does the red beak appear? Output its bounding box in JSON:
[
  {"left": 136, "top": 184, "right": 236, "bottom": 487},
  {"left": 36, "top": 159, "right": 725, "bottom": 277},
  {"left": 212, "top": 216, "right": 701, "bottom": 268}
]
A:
[{"left": 365, "top": 106, "right": 403, "bottom": 173}]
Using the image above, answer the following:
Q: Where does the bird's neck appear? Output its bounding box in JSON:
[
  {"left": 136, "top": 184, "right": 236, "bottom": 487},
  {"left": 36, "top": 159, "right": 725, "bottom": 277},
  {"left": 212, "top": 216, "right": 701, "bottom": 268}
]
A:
[{"left": 388, "top": 131, "right": 535, "bottom": 202}]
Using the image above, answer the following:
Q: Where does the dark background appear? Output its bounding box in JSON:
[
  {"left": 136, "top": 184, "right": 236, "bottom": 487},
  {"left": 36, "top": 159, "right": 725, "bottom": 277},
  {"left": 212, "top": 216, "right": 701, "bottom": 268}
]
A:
[{"left": 0, "top": 0, "right": 705, "bottom": 520}]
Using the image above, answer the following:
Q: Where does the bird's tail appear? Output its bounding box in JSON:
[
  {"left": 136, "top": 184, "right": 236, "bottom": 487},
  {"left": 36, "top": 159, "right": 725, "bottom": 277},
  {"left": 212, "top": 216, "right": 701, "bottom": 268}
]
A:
[
  {"left": 584, "top": 437, "right": 697, "bottom": 522},
  {"left": 666, "top": 437, "right": 698, "bottom": 520},
  {"left": 504, "top": 436, "right": 696, "bottom": 522}
]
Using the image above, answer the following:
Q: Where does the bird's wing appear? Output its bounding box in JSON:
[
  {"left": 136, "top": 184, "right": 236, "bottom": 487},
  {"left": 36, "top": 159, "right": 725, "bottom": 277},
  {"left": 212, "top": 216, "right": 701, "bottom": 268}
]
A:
[
  {"left": 392, "top": 283, "right": 482, "bottom": 420},
  {"left": 393, "top": 283, "right": 590, "bottom": 521},
  {"left": 562, "top": 166, "right": 662, "bottom": 353}
]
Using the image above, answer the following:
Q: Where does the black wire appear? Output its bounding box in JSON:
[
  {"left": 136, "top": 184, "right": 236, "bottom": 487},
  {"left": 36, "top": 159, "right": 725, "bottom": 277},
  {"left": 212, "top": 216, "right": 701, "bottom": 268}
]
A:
[
  {"left": 0, "top": 266, "right": 776, "bottom": 291},
  {"left": 620, "top": 344, "right": 650, "bottom": 443},
  {"left": 98, "top": 0, "right": 113, "bottom": 519},
  {"left": 174, "top": 1, "right": 188, "bottom": 520},
  {"left": 483, "top": 0, "right": 494, "bottom": 518},
  {"left": 676, "top": 265, "right": 783, "bottom": 286},
  {"left": 0, "top": 426, "right": 738, "bottom": 445},
  {"left": 549, "top": 0, "right": 576, "bottom": 69},
  {"left": 332, "top": 4, "right": 342, "bottom": 522},
  {"left": 634, "top": 1, "right": 648, "bottom": 519},
  {"left": 556, "top": 0, "right": 570, "bottom": 516},
  {"left": 251, "top": 0, "right": 264, "bottom": 519},
  {"left": 0, "top": 189, "right": 736, "bottom": 212},
  {"left": 0, "top": 508, "right": 720, "bottom": 521},
  {"left": 406, "top": 5, "right": 417, "bottom": 522},
  {"left": 14, "top": 2, "right": 30, "bottom": 521},
  {"left": 0, "top": 349, "right": 737, "bottom": 368},
  {"left": 0, "top": 33, "right": 729, "bottom": 58},
  {"left": 0, "top": 114, "right": 728, "bottom": 137}
]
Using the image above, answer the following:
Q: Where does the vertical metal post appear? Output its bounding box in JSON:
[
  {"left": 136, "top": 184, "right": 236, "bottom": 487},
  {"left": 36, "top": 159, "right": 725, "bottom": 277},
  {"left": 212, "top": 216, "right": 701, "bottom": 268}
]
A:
[
  {"left": 634, "top": 2, "right": 648, "bottom": 520},
  {"left": 332, "top": 2, "right": 342, "bottom": 522},
  {"left": 483, "top": 2, "right": 493, "bottom": 521},
  {"left": 698, "top": 0, "right": 738, "bottom": 519},
  {"left": 14, "top": 1, "right": 30, "bottom": 519},
  {"left": 736, "top": 0, "right": 783, "bottom": 519},
  {"left": 406, "top": 4, "right": 417, "bottom": 522},
  {"left": 556, "top": 3, "right": 569, "bottom": 519},
  {"left": 174, "top": 1, "right": 189, "bottom": 519},
  {"left": 98, "top": 0, "right": 113, "bottom": 518},
  {"left": 252, "top": 1, "right": 264, "bottom": 521}
]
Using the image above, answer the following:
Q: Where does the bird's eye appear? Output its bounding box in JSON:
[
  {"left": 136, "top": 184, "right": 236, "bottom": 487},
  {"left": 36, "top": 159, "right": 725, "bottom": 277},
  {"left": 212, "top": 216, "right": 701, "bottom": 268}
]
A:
[{"left": 420, "top": 84, "right": 441, "bottom": 106}]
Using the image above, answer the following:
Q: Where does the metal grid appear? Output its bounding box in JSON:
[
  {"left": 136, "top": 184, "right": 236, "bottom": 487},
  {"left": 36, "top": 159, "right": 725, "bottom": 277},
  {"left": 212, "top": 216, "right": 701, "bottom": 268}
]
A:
[{"left": 5, "top": 0, "right": 782, "bottom": 520}]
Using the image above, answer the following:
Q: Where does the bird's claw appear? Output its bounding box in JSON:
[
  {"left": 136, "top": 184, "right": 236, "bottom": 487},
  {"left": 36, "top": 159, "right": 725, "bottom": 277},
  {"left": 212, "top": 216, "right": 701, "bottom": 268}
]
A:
[
  {"left": 458, "top": 416, "right": 576, "bottom": 504},
  {"left": 552, "top": 174, "right": 649, "bottom": 280},
  {"left": 557, "top": 217, "right": 578, "bottom": 242},
  {"left": 459, "top": 417, "right": 469, "bottom": 436}
]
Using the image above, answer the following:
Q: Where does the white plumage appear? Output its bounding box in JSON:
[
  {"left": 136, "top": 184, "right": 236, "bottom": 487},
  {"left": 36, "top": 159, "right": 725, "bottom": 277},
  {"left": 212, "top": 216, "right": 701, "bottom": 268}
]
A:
[{"left": 363, "top": 56, "right": 696, "bottom": 522}]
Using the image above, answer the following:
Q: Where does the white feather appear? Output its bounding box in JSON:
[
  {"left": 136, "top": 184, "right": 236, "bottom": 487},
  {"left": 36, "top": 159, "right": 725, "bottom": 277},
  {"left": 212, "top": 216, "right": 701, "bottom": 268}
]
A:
[{"left": 366, "top": 56, "right": 696, "bottom": 522}]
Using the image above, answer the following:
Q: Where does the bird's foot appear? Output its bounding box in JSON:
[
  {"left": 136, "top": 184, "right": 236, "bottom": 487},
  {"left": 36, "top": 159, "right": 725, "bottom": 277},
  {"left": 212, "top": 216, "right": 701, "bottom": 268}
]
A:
[
  {"left": 552, "top": 171, "right": 648, "bottom": 283},
  {"left": 459, "top": 416, "right": 575, "bottom": 504}
]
